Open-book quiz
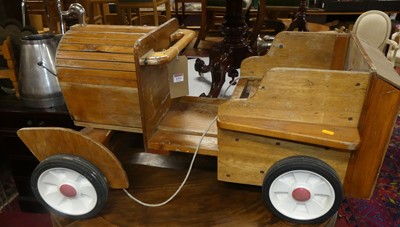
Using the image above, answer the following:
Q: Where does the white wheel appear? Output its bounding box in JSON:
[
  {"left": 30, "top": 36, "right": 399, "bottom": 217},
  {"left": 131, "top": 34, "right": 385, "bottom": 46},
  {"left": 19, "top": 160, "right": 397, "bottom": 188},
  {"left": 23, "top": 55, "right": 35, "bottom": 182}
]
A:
[
  {"left": 31, "top": 154, "right": 108, "bottom": 219},
  {"left": 262, "top": 156, "right": 342, "bottom": 224},
  {"left": 269, "top": 170, "right": 335, "bottom": 221},
  {"left": 37, "top": 167, "right": 98, "bottom": 216}
]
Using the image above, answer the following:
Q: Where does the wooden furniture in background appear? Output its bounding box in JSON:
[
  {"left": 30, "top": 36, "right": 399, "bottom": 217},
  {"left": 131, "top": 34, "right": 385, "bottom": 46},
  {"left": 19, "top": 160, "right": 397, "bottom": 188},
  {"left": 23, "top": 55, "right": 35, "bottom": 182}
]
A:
[
  {"left": 116, "top": 0, "right": 171, "bottom": 25},
  {"left": 0, "top": 37, "right": 19, "bottom": 98},
  {"left": 194, "top": 0, "right": 255, "bottom": 97},
  {"left": 87, "top": 0, "right": 116, "bottom": 24}
]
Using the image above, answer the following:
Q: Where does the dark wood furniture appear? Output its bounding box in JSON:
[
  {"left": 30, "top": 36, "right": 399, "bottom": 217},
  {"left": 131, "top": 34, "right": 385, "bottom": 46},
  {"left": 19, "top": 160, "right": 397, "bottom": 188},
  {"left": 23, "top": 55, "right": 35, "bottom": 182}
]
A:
[
  {"left": 194, "top": 0, "right": 254, "bottom": 98},
  {"left": 0, "top": 93, "right": 78, "bottom": 212}
]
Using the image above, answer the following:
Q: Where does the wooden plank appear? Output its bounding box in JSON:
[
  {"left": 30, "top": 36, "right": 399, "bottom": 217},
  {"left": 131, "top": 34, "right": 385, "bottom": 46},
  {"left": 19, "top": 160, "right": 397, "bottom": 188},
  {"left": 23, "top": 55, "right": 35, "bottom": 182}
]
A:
[
  {"left": 217, "top": 129, "right": 350, "bottom": 187},
  {"left": 65, "top": 30, "right": 145, "bottom": 40},
  {"left": 156, "top": 97, "right": 223, "bottom": 137},
  {"left": 17, "top": 127, "right": 129, "bottom": 189},
  {"left": 344, "top": 76, "right": 400, "bottom": 198},
  {"left": 70, "top": 24, "right": 156, "bottom": 33},
  {"left": 61, "top": 36, "right": 137, "bottom": 46},
  {"left": 57, "top": 74, "right": 137, "bottom": 88},
  {"left": 58, "top": 43, "right": 134, "bottom": 54},
  {"left": 330, "top": 34, "right": 350, "bottom": 70},
  {"left": 148, "top": 130, "right": 218, "bottom": 156},
  {"left": 60, "top": 83, "right": 142, "bottom": 129},
  {"left": 57, "top": 67, "right": 136, "bottom": 80},
  {"left": 57, "top": 51, "right": 136, "bottom": 63},
  {"left": 219, "top": 68, "right": 370, "bottom": 130},
  {"left": 218, "top": 116, "right": 360, "bottom": 150},
  {"left": 56, "top": 59, "right": 136, "bottom": 72},
  {"left": 240, "top": 32, "right": 345, "bottom": 79}
]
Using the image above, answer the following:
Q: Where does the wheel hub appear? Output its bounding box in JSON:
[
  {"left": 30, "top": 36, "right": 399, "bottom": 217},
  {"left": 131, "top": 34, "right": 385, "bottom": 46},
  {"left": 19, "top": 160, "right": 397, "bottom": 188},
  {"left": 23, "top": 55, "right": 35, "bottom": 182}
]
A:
[
  {"left": 59, "top": 184, "right": 77, "bottom": 197},
  {"left": 292, "top": 187, "right": 311, "bottom": 202}
]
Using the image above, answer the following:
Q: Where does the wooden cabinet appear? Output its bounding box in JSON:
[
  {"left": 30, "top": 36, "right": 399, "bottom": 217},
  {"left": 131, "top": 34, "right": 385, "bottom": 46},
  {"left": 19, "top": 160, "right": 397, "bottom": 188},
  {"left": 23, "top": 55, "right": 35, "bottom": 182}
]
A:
[{"left": 0, "top": 93, "right": 78, "bottom": 212}]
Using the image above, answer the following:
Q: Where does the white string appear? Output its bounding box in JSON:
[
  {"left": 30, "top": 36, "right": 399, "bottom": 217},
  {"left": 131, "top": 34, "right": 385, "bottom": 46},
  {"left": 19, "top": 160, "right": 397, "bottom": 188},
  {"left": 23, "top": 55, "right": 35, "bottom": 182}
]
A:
[
  {"left": 123, "top": 75, "right": 260, "bottom": 207},
  {"left": 123, "top": 115, "right": 217, "bottom": 207}
]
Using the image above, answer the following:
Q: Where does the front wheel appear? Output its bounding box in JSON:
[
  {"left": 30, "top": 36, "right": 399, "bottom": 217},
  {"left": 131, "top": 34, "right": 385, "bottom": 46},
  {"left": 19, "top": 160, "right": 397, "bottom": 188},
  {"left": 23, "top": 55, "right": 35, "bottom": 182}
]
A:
[
  {"left": 31, "top": 154, "right": 108, "bottom": 219},
  {"left": 262, "top": 156, "right": 343, "bottom": 224}
]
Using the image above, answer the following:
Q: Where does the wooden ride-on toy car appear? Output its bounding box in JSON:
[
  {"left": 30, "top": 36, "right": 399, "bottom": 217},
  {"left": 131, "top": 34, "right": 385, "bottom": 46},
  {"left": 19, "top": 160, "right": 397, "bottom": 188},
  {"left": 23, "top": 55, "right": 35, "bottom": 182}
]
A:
[{"left": 17, "top": 20, "right": 400, "bottom": 224}]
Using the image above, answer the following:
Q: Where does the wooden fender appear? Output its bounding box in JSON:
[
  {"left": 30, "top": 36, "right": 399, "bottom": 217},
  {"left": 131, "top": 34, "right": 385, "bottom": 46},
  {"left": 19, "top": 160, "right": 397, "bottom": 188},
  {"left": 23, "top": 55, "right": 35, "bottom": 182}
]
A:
[{"left": 17, "top": 127, "right": 128, "bottom": 189}]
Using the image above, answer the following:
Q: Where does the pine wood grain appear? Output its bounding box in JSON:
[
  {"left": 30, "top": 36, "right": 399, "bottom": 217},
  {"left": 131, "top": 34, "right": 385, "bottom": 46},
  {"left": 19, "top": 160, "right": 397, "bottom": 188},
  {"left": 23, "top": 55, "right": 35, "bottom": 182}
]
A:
[{"left": 218, "top": 68, "right": 369, "bottom": 150}]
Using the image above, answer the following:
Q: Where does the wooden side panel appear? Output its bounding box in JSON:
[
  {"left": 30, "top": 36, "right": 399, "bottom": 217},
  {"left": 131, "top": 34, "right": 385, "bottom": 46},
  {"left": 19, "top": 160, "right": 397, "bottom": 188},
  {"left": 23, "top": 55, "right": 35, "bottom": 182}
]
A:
[
  {"left": 219, "top": 68, "right": 370, "bottom": 128},
  {"left": 136, "top": 65, "right": 171, "bottom": 144},
  {"left": 134, "top": 19, "right": 181, "bottom": 148},
  {"left": 218, "top": 129, "right": 350, "bottom": 186},
  {"left": 60, "top": 83, "right": 142, "bottom": 129},
  {"left": 344, "top": 76, "right": 400, "bottom": 198},
  {"left": 330, "top": 35, "right": 350, "bottom": 70},
  {"left": 56, "top": 23, "right": 148, "bottom": 131},
  {"left": 17, "top": 127, "right": 129, "bottom": 189},
  {"left": 240, "top": 32, "right": 349, "bottom": 79},
  {"left": 345, "top": 37, "right": 370, "bottom": 72}
]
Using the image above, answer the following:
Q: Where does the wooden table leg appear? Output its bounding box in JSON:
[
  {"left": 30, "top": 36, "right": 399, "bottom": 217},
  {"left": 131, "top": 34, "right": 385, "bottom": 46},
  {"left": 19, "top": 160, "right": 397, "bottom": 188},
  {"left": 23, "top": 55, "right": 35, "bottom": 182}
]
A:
[{"left": 194, "top": 0, "right": 254, "bottom": 98}]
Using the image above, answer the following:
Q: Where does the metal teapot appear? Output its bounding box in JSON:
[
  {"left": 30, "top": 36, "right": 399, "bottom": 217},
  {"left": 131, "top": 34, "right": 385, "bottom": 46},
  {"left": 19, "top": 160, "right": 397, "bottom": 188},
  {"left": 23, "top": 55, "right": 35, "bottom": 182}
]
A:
[{"left": 18, "top": 34, "right": 64, "bottom": 108}]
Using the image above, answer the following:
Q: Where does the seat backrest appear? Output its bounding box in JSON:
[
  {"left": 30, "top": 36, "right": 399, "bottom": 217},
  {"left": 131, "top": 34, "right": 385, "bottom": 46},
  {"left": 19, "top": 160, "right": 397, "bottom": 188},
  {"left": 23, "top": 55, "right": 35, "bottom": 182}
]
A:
[{"left": 352, "top": 10, "right": 391, "bottom": 52}]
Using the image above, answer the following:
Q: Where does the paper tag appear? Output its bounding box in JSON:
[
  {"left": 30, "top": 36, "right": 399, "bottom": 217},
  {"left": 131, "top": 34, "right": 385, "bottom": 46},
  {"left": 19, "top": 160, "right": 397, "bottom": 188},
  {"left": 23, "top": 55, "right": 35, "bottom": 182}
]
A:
[
  {"left": 173, "top": 73, "right": 184, "bottom": 83},
  {"left": 167, "top": 55, "right": 189, "bottom": 98}
]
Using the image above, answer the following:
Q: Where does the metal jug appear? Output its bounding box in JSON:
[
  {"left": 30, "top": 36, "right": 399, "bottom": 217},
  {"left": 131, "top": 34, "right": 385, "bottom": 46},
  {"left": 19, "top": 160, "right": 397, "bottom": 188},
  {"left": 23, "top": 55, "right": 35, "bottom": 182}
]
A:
[{"left": 18, "top": 34, "right": 64, "bottom": 108}]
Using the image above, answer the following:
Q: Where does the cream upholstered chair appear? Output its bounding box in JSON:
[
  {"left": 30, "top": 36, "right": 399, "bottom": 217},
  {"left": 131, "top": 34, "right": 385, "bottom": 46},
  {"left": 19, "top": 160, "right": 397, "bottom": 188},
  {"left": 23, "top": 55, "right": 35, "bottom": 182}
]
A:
[
  {"left": 387, "top": 32, "right": 400, "bottom": 68},
  {"left": 352, "top": 10, "right": 392, "bottom": 52}
]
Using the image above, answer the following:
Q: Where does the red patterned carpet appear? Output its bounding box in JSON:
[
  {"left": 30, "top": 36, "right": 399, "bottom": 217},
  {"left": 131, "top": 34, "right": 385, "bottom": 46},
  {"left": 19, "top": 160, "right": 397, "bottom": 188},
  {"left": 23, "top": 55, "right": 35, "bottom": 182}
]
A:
[{"left": 337, "top": 115, "right": 400, "bottom": 227}]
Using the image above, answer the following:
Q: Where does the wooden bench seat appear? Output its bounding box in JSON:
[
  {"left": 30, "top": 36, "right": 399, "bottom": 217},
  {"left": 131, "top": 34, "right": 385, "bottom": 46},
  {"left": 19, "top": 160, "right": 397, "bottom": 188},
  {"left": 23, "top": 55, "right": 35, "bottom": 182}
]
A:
[
  {"left": 218, "top": 67, "right": 370, "bottom": 150},
  {"left": 218, "top": 116, "right": 360, "bottom": 150}
]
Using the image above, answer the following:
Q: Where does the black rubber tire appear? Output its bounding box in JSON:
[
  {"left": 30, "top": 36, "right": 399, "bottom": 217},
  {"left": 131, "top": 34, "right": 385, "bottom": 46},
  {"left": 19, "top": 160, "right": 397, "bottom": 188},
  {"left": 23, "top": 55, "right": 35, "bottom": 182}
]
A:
[
  {"left": 262, "top": 156, "right": 343, "bottom": 224},
  {"left": 31, "top": 154, "right": 108, "bottom": 219}
]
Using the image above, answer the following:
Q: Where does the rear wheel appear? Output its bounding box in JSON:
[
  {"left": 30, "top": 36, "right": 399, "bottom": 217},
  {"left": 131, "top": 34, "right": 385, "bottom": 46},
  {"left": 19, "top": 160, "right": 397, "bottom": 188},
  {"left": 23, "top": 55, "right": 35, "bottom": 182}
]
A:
[
  {"left": 262, "top": 156, "right": 343, "bottom": 224},
  {"left": 31, "top": 154, "right": 108, "bottom": 219}
]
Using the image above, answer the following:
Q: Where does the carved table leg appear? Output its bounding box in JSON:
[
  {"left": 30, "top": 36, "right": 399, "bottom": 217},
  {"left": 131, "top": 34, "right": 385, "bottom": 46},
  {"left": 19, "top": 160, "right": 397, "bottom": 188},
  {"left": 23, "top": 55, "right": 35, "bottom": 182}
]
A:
[{"left": 194, "top": 0, "right": 254, "bottom": 98}]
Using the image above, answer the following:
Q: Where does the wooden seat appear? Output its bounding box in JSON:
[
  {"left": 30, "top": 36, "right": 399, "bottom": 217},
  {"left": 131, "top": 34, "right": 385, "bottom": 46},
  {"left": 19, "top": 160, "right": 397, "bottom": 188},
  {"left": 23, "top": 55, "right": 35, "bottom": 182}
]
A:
[
  {"left": 116, "top": 0, "right": 171, "bottom": 25},
  {"left": 218, "top": 67, "right": 370, "bottom": 151},
  {"left": 0, "top": 37, "right": 19, "bottom": 98}
]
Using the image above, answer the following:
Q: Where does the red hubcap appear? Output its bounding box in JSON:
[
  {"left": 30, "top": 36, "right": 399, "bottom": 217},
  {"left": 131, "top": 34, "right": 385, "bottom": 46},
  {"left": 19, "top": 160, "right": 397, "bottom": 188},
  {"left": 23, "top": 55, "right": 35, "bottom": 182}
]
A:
[
  {"left": 292, "top": 188, "right": 311, "bottom": 202},
  {"left": 59, "top": 184, "right": 77, "bottom": 197}
]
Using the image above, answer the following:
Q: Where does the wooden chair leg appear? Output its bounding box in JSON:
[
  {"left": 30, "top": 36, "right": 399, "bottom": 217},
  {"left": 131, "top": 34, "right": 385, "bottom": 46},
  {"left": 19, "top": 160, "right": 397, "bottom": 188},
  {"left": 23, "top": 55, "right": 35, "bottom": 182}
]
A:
[
  {"left": 194, "top": 1, "right": 208, "bottom": 48},
  {"left": 165, "top": 1, "right": 171, "bottom": 20},
  {"left": 248, "top": 0, "right": 266, "bottom": 47},
  {"left": 153, "top": 5, "right": 159, "bottom": 25}
]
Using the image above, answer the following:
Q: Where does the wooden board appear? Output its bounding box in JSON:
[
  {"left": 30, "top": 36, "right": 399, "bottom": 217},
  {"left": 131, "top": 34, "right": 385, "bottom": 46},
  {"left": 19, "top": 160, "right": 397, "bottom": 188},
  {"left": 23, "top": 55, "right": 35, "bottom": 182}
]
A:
[
  {"left": 344, "top": 75, "right": 400, "bottom": 198},
  {"left": 219, "top": 68, "right": 370, "bottom": 150},
  {"left": 60, "top": 83, "right": 142, "bottom": 130},
  {"left": 240, "top": 32, "right": 350, "bottom": 79},
  {"left": 218, "top": 129, "right": 350, "bottom": 187},
  {"left": 17, "top": 127, "right": 128, "bottom": 189},
  {"left": 147, "top": 97, "right": 225, "bottom": 156}
]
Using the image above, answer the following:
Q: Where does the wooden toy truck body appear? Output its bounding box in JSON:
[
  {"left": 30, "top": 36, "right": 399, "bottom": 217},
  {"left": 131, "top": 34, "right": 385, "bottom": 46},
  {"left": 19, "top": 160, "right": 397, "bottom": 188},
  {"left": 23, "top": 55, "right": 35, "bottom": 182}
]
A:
[{"left": 17, "top": 19, "right": 400, "bottom": 222}]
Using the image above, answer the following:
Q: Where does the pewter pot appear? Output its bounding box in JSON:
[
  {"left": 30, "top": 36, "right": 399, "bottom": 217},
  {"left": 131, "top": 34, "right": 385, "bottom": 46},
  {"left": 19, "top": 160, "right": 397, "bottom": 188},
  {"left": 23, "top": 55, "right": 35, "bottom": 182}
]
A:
[{"left": 18, "top": 34, "right": 64, "bottom": 108}]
